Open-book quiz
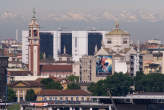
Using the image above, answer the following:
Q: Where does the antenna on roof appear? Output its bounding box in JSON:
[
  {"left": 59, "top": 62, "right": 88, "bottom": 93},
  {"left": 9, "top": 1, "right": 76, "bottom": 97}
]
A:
[
  {"left": 32, "top": 8, "right": 36, "bottom": 18},
  {"left": 16, "top": 29, "right": 18, "bottom": 41},
  {"left": 137, "top": 40, "right": 140, "bottom": 53}
]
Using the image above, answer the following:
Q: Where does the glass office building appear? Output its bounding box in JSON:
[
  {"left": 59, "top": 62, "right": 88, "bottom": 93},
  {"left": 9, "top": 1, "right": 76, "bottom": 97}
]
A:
[
  {"left": 60, "top": 33, "right": 72, "bottom": 55},
  {"left": 88, "top": 33, "right": 102, "bottom": 55},
  {"left": 40, "top": 32, "right": 53, "bottom": 59}
]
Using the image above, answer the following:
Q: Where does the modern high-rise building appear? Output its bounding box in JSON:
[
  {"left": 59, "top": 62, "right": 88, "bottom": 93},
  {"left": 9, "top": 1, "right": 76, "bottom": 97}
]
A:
[
  {"left": 22, "top": 31, "right": 106, "bottom": 64},
  {"left": 60, "top": 33, "right": 72, "bottom": 55},
  {"left": 40, "top": 32, "right": 53, "bottom": 59},
  {"left": 88, "top": 33, "right": 102, "bottom": 55}
]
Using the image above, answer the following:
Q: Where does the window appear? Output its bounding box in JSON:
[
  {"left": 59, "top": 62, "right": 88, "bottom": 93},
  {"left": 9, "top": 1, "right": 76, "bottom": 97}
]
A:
[
  {"left": 76, "top": 97, "right": 79, "bottom": 101},
  {"left": 29, "top": 30, "right": 31, "bottom": 36},
  {"left": 33, "top": 30, "right": 38, "bottom": 36},
  {"left": 49, "top": 96, "right": 52, "bottom": 100},
  {"left": 43, "top": 97, "right": 47, "bottom": 101},
  {"left": 107, "top": 40, "right": 112, "bottom": 44},
  {"left": 71, "top": 97, "right": 73, "bottom": 101},
  {"left": 75, "top": 37, "right": 77, "bottom": 48},
  {"left": 123, "top": 38, "right": 128, "bottom": 44},
  {"left": 67, "top": 58, "right": 70, "bottom": 62},
  {"left": 59, "top": 58, "right": 62, "bottom": 62},
  {"left": 65, "top": 97, "right": 68, "bottom": 101},
  {"left": 81, "top": 97, "right": 84, "bottom": 102}
]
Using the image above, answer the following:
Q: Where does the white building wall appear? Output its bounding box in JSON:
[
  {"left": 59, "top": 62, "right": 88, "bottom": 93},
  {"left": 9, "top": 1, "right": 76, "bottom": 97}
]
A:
[
  {"left": 105, "top": 35, "right": 130, "bottom": 52},
  {"left": 22, "top": 31, "right": 29, "bottom": 64},
  {"left": 114, "top": 60, "right": 127, "bottom": 73},
  {"left": 72, "top": 31, "right": 88, "bottom": 61},
  {"left": 33, "top": 46, "right": 38, "bottom": 76},
  {"left": 12, "top": 75, "right": 49, "bottom": 81},
  {"left": 53, "top": 31, "right": 61, "bottom": 60},
  {"left": 132, "top": 54, "right": 140, "bottom": 76}
]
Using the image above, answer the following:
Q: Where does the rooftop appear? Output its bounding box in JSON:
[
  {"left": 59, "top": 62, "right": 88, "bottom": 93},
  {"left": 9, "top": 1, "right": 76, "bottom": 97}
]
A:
[
  {"left": 38, "top": 89, "right": 90, "bottom": 96},
  {"left": 106, "top": 23, "right": 129, "bottom": 36}
]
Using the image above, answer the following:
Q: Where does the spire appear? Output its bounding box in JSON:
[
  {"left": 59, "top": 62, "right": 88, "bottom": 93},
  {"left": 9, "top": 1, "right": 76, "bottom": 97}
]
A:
[
  {"left": 137, "top": 40, "right": 140, "bottom": 53},
  {"left": 43, "top": 52, "right": 46, "bottom": 60},
  {"left": 115, "top": 21, "right": 119, "bottom": 29},
  {"left": 32, "top": 8, "right": 36, "bottom": 19},
  {"left": 95, "top": 45, "right": 98, "bottom": 54},
  {"left": 64, "top": 46, "right": 66, "bottom": 54}
]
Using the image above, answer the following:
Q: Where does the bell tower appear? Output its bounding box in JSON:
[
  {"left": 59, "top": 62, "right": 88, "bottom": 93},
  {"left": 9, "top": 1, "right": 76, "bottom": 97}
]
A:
[{"left": 28, "top": 9, "right": 40, "bottom": 76}]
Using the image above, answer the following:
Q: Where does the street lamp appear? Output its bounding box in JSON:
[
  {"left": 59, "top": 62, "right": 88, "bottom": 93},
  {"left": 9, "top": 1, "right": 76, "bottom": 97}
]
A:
[{"left": 106, "top": 88, "right": 117, "bottom": 110}]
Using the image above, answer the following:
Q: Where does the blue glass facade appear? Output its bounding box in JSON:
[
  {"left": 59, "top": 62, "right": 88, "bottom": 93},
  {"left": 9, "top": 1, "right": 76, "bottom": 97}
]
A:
[
  {"left": 40, "top": 32, "right": 53, "bottom": 59},
  {"left": 88, "top": 33, "right": 102, "bottom": 55},
  {"left": 61, "top": 33, "right": 72, "bottom": 55}
]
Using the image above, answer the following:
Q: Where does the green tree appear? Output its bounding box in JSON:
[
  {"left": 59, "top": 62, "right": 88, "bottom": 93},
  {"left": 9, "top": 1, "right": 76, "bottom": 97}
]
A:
[
  {"left": 88, "top": 73, "right": 133, "bottom": 96},
  {"left": 67, "top": 75, "right": 79, "bottom": 83},
  {"left": 26, "top": 89, "right": 36, "bottom": 101},
  {"left": 67, "top": 75, "right": 80, "bottom": 90},
  {"left": 40, "top": 78, "right": 54, "bottom": 85},
  {"left": 40, "top": 78, "right": 63, "bottom": 90},
  {"left": 67, "top": 83, "right": 81, "bottom": 89},
  {"left": 89, "top": 80, "right": 106, "bottom": 96},
  {"left": 8, "top": 87, "right": 16, "bottom": 102},
  {"left": 135, "top": 73, "right": 164, "bottom": 92},
  {"left": 104, "top": 73, "right": 133, "bottom": 96}
]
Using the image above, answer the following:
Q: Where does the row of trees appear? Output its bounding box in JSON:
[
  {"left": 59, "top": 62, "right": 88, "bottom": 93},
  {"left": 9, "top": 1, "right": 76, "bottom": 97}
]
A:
[
  {"left": 88, "top": 72, "right": 164, "bottom": 96},
  {"left": 8, "top": 75, "right": 81, "bottom": 102},
  {"left": 10, "top": 72, "right": 164, "bottom": 101},
  {"left": 40, "top": 75, "right": 80, "bottom": 90}
]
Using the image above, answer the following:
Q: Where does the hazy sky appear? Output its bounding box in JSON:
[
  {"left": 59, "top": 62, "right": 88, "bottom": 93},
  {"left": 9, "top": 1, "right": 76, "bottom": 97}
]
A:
[
  {"left": 1, "top": 0, "right": 164, "bottom": 14},
  {"left": 0, "top": 0, "right": 164, "bottom": 42}
]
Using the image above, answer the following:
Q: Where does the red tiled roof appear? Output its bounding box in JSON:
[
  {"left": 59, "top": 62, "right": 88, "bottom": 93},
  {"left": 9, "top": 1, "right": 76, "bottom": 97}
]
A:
[
  {"left": 40, "top": 65, "right": 72, "bottom": 72},
  {"left": 38, "top": 89, "right": 90, "bottom": 96}
]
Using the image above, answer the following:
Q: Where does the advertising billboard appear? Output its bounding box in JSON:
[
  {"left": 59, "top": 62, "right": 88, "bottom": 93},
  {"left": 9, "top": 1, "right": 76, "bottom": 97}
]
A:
[{"left": 96, "top": 56, "right": 112, "bottom": 76}]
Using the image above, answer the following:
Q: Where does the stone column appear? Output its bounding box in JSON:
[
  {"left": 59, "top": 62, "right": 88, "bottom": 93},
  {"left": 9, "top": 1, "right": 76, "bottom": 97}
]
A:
[
  {"left": 20, "top": 106, "right": 24, "bottom": 110},
  {"left": 17, "top": 90, "right": 20, "bottom": 103},
  {"left": 69, "top": 107, "right": 73, "bottom": 110},
  {"left": 48, "top": 107, "right": 53, "bottom": 110},
  {"left": 108, "top": 106, "right": 112, "bottom": 110},
  {"left": 23, "top": 90, "right": 25, "bottom": 101}
]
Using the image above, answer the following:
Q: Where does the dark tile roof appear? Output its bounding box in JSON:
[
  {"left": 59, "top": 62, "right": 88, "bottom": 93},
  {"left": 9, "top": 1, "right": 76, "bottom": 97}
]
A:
[
  {"left": 134, "top": 92, "right": 164, "bottom": 96},
  {"left": 38, "top": 89, "right": 90, "bottom": 96},
  {"left": 8, "top": 71, "right": 32, "bottom": 76},
  {"left": 40, "top": 65, "right": 72, "bottom": 72},
  {"left": 9, "top": 81, "right": 41, "bottom": 88}
]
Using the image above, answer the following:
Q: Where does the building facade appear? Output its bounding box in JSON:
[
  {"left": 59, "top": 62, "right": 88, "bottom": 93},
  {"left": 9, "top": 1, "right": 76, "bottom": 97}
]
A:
[
  {"left": 37, "top": 89, "right": 91, "bottom": 102},
  {"left": 0, "top": 56, "right": 8, "bottom": 102},
  {"left": 104, "top": 23, "right": 130, "bottom": 52},
  {"left": 22, "top": 31, "right": 106, "bottom": 64}
]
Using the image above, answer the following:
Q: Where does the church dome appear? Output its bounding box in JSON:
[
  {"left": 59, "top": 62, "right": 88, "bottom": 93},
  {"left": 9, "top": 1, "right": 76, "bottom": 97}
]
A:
[{"left": 106, "top": 23, "right": 129, "bottom": 36}]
